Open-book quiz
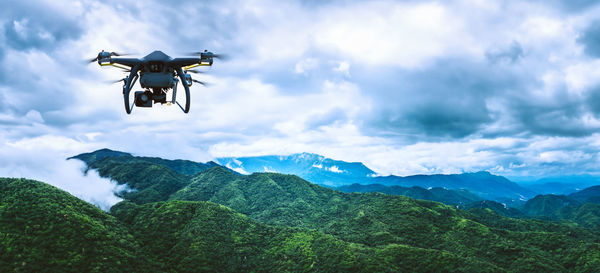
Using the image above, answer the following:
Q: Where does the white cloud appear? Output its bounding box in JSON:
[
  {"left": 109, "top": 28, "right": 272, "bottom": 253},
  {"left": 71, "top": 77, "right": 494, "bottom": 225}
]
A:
[
  {"left": 226, "top": 164, "right": 249, "bottom": 175},
  {"left": 313, "top": 2, "right": 472, "bottom": 68},
  {"left": 0, "top": 135, "right": 123, "bottom": 211},
  {"left": 327, "top": 165, "right": 343, "bottom": 173},
  {"left": 564, "top": 59, "right": 600, "bottom": 95},
  {"left": 333, "top": 61, "right": 350, "bottom": 77},
  {"left": 1, "top": 0, "right": 600, "bottom": 184},
  {"left": 295, "top": 58, "right": 319, "bottom": 75}
]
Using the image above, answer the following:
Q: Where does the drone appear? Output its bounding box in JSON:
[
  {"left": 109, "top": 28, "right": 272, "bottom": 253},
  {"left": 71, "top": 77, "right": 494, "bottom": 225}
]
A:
[{"left": 89, "top": 50, "right": 224, "bottom": 114}]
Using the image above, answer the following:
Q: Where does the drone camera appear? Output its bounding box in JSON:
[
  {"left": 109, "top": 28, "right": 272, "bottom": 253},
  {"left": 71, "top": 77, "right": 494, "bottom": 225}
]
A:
[{"left": 134, "top": 91, "right": 153, "bottom": 107}]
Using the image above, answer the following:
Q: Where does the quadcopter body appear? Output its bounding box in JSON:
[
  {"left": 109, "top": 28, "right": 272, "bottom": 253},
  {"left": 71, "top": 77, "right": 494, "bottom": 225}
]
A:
[{"left": 90, "top": 50, "right": 222, "bottom": 114}]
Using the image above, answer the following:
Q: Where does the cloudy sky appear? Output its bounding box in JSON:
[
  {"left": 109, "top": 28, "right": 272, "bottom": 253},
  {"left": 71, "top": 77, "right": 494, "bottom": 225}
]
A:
[{"left": 2, "top": 0, "right": 600, "bottom": 203}]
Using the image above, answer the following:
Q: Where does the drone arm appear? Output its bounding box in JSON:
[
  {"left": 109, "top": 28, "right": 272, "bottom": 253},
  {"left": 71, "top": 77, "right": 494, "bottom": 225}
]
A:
[
  {"left": 170, "top": 58, "right": 212, "bottom": 69},
  {"left": 108, "top": 57, "right": 142, "bottom": 67},
  {"left": 100, "top": 63, "right": 131, "bottom": 71}
]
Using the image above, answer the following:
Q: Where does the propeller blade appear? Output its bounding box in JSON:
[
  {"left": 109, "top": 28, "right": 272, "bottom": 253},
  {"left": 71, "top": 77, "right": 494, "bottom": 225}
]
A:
[
  {"left": 87, "top": 57, "right": 98, "bottom": 63},
  {"left": 185, "top": 69, "right": 204, "bottom": 74},
  {"left": 211, "top": 53, "right": 228, "bottom": 60},
  {"left": 106, "top": 78, "right": 126, "bottom": 84},
  {"left": 186, "top": 51, "right": 228, "bottom": 60},
  {"left": 192, "top": 79, "right": 208, "bottom": 86},
  {"left": 110, "top": 52, "right": 131, "bottom": 57}
]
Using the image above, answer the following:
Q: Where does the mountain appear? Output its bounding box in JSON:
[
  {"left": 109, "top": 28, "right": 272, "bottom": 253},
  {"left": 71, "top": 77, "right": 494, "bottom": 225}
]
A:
[
  {"left": 522, "top": 182, "right": 584, "bottom": 195},
  {"left": 71, "top": 148, "right": 219, "bottom": 175},
  {"left": 374, "top": 171, "right": 535, "bottom": 202},
  {"left": 520, "top": 175, "right": 600, "bottom": 195},
  {"left": 460, "top": 200, "right": 525, "bottom": 218},
  {"left": 1, "top": 180, "right": 506, "bottom": 272},
  {"left": 520, "top": 194, "right": 600, "bottom": 230},
  {"left": 69, "top": 149, "right": 600, "bottom": 271},
  {"left": 217, "top": 153, "right": 375, "bottom": 186},
  {"left": 517, "top": 186, "right": 600, "bottom": 229},
  {"left": 110, "top": 200, "right": 493, "bottom": 272},
  {"left": 554, "top": 203, "right": 600, "bottom": 230},
  {"left": 0, "top": 178, "right": 152, "bottom": 272},
  {"left": 569, "top": 185, "right": 600, "bottom": 204},
  {"left": 218, "top": 152, "right": 535, "bottom": 202},
  {"left": 522, "top": 195, "right": 581, "bottom": 217},
  {"left": 335, "top": 183, "right": 482, "bottom": 206}
]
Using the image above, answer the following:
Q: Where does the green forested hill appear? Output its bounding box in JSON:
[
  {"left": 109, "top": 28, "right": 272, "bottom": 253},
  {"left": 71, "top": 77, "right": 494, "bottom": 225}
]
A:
[
  {"left": 110, "top": 200, "right": 497, "bottom": 272},
  {"left": 460, "top": 200, "right": 524, "bottom": 218},
  {"left": 0, "top": 178, "right": 499, "bottom": 272},
  {"left": 72, "top": 150, "right": 600, "bottom": 272},
  {"left": 520, "top": 194, "right": 600, "bottom": 230},
  {"left": 0, "top": 178, "right": 152, "bottom": 273},
  {"left": 335, "top": 183, "right": 482, "bottom": 205},
  {"left": 569, "top": 185, "right": 600, "bottom": 204},
  {"left": 522, "top": 194, "right": 581, "bottom": 217},
  {"left": 71, "top": 148, "right": 219, "bottom": 176}
]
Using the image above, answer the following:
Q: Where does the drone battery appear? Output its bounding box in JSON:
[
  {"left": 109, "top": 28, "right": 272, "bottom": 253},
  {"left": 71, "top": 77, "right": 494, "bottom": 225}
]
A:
[{"left": 134, "top": 91, "right": 153, "bottom": 107}]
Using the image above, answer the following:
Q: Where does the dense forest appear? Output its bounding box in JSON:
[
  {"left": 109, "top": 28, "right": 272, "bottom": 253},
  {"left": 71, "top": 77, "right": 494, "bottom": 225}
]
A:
[{"left": 1, "top": 149, "right": 600, "bottom": 272}]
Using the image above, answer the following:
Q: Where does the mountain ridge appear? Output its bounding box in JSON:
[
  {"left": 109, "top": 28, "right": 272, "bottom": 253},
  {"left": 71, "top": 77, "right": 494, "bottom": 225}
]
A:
[
  {"left": 335, "top": 183, "right": 482, "bottom": 206},
  {"left": 218, "top": 152, "right": 534, "bottom": 202},
  {"left": 64, "top": 149, "right": 600, "bottom": 271}
]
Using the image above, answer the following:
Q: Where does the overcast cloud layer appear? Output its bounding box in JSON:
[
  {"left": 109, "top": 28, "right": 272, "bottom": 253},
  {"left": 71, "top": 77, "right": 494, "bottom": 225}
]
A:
[{"left": 2, "top": 0, "right": 600, "bottom": 202}]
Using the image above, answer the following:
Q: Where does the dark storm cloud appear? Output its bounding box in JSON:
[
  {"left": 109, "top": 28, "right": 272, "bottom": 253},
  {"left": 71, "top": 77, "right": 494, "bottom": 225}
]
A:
[
  {"left": 550, "top": 0, "right": 599, "bottom": 12},
  {"left": 360, "top": 58, "right": 523, "bottom": 138},
  {"left": 499, "top": 78, "right": 600, "bottom": 137},
  {"left": 0, "top": 0, "right": 87, "bottom": 122},
  {"left": 485, "top": 41, "right": 524, "bottom": 64},
  {"left": 586, "top": 85, "right": 600, "bottom": 117},
  {"left": 1, "top": 1, "right": 83, "bottom": 51},
  {"left": 3, "top": 18, "right": 82, "bottom": 51},
  {"left": 305, "top": 107, "right": 348, "bottom": 129},
  {"left": 511, "top": 100, "right": 596, "bottom": 137},
  {"left": 577, "top": 20, "right": 600, "bottom": 58},
  {"left": 524, "top": 0, "right": 599, "bottom": 13}
]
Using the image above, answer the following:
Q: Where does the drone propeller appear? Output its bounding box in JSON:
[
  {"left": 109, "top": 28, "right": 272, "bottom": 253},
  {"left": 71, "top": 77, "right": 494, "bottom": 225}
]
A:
[
  {"left": 185, "top": 69, "right": 204, "bottom": 74},
  {"left": 106, "top": 78, "right": 126, "bottom": 84},
  {"left": 87, "top": 56, "right": 100, "bottom": 63},
  {"left": 192, "top": 79, "right": 208, "bottom": 86},
  {"left": 109, "top": 52, "right": 130, "bottom": 57},
  {"left": 87, "top": 51, "right": 132, "bottom": 63},
  {"left": 187, "top": 51, "right": 228, "bottom": 60}
]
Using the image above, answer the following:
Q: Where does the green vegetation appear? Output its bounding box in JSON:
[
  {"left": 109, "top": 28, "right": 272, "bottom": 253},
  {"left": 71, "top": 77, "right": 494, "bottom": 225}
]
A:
[
  {"left": 335, "top": 183, "right": 482, "bottom": 205},
  {"left": 4, "top": 149, "right": 600, "bottom": 272},
  {"left": 522, "top": 194, "right": 581, "bottom": 217},
  {"left": 569, "top": 186, "right": 600, "bottom": 204},
  {"left": 71, "top": 148, "right": 218, "bottom": 176},
  {"left": 460, "top": 200, "right": 524, "bottom": 218},
  {"left": 520, "top": 194, "right": 600, "bottom": 230},
  {"left": 111, "top": 200, "right": 496, "bottom": 272},
  {"left": 1, "top": 178, "right": 497, "bottom": 272},
  {"left": 76, "top": 149, "right": 600, "bottom": 271},
  {"left": 0, "top": 178, "right": 152, "bottom": 273}
]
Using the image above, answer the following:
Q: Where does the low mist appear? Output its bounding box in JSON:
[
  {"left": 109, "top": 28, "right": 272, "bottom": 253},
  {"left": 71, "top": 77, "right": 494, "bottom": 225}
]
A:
[{"left": 0, "top": 137, "right": 126, "bottom": 211}]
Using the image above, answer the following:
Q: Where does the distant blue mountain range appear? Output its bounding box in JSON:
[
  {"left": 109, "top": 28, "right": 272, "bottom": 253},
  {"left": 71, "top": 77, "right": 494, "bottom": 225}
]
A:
[
  {"left": 218, "top": 152, "right": 375, "bottom": 186},
  {"left": 217, "top": 153, "right": 535, "bottom": 202},
  {"left": 518, "top": 175, "right": 600, "bottom": 195}
]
